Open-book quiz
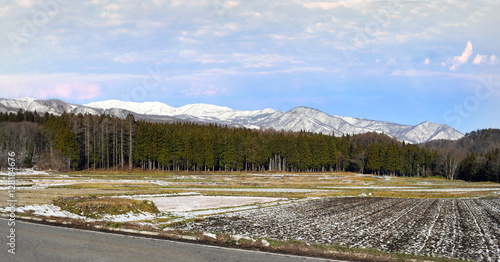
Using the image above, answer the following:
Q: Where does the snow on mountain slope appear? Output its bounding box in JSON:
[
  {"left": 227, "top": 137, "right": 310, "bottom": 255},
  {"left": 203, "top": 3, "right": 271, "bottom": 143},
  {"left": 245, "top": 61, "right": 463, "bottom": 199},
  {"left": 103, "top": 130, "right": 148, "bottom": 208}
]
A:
[
  {"left": 402, "top": 121, "right": 463, "bottom": 142},
  {"left": 2, "top": 97, "right": 464, "bottom": 144},
  {"left": 86, "top": 100, "right": 176, "bottom": 116},
  {"left": 85, "top": 102, "right": 463, "bottom": 143},
  {"left": 86, "top": 100, "right": 277, "bottom": 124},
  {"left": 0, "top": 97, "right": 101, "bottom": 115},
  {"left": 177, "top": 103, "right": 233, "bottom": 116}
]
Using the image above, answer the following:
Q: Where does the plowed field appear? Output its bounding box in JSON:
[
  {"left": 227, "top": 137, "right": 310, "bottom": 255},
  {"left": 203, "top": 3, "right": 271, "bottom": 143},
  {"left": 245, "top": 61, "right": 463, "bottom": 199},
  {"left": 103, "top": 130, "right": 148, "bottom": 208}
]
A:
[{"left": 181, "top": 197, "right": 500, "bottom": 261}]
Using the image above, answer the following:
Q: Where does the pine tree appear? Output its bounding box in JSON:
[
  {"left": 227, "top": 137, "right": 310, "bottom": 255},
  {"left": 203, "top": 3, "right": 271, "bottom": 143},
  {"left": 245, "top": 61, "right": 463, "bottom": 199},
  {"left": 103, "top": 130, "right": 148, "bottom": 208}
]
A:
[{"left": 366, "top": 143, "right": 380, "bottom": 175}]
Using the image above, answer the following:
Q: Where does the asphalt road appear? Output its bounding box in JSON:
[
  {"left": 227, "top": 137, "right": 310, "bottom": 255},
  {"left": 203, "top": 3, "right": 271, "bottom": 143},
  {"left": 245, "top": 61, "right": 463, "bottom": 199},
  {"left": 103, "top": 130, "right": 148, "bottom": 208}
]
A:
[{"left": 0, "top": 218, "right": 340, "bottom": 262}]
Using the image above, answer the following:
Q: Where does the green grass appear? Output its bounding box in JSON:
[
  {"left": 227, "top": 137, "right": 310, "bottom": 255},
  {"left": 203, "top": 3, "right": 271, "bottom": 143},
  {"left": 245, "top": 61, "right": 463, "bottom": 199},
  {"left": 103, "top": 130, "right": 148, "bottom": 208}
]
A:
[
  {"left": 260, "top": 238, "right": 469, "bottom": 262},
  {"left": 167, "top": 218, "right": 207, "bottom": 228},
  {"left": 53, "top": 196, "right": 160, "bottom": 219},
  {"left": 105, "top": 222, "right": 123, "bottom": 228}
]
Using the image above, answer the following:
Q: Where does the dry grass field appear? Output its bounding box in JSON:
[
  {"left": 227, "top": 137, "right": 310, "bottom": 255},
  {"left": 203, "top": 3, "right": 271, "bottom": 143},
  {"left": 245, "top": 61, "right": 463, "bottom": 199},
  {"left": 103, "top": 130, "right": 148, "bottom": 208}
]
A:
[{"left": 3, "top": 170, "right": 500, "bottom": 205}]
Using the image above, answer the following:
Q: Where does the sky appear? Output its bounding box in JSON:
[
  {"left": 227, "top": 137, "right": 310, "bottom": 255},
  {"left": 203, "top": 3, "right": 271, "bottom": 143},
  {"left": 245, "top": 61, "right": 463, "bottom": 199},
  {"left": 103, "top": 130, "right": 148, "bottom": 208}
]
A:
[{"left": 0, "top": 0, "right": 499, "bottom": 134}]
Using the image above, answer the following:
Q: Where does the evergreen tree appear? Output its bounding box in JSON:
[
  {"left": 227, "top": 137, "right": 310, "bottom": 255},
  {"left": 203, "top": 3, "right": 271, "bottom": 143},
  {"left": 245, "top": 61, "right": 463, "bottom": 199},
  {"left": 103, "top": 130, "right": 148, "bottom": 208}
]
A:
[{"left": 366, "top": 143, "right": 380, "bottom": 175}]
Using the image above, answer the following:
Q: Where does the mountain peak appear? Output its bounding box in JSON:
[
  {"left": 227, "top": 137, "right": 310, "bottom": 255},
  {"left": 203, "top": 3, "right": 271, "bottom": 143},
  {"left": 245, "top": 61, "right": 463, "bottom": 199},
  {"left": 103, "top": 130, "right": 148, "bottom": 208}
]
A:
[
  {"left": 180, "top": 103, "right": 232, "bottom": 111},
  {"left": 16, "top": 96, "right": 36, "bottom": 102},
  {"left": 85, "top": 100, "right": 175, "bottom": 116},
  {"left": 260, "top": 108, "right": 276, "bottom": 114},
  {"left": 177, "top": 103, "right": 233, "bottom": 116},
  {"left": 288, "top": 106, "right": 322, "bottom": 114}
]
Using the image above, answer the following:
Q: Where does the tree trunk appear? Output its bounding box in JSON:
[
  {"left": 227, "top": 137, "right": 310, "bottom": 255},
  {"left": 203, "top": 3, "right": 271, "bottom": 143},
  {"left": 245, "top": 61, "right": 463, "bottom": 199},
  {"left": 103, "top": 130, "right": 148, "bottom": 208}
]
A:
[{"left": 129, "top": 121, "right": 133, "bottom": 171}]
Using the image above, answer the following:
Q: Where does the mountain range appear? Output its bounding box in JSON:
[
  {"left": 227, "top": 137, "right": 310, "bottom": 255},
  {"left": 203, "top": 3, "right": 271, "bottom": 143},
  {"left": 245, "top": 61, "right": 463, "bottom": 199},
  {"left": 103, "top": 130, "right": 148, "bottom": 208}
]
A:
[{"left": 0, "top": 97, "right": 464, "bottom": 144}]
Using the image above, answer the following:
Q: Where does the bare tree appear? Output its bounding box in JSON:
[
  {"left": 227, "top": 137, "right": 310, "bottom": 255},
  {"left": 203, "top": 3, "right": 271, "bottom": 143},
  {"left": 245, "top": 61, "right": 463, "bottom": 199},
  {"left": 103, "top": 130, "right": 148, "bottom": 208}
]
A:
[
  {"left": 435, "top": 147, "right": 464, "bottom": 180},
  {"left": 126, "top": 114, "right": 136, "bottom": 171}
]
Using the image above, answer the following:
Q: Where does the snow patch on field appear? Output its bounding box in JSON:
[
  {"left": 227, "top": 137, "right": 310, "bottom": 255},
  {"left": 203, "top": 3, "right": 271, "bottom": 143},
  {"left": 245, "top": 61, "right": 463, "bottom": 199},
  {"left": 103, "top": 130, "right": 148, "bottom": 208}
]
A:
[
  {"left": 0, "top": 195, "right": 294, "bottom": 223},
  {"left": 323, "top": 186, "right": 424, "bottom": 189},
  {"left": 0, "top": 204, "right": 86, "bottom": 219},
  {"left": 0, "top": 168, "right": 51, "bottom": 176},
  {"left": 100, "top": 211, "right": 159, "bottom": 222},
  {"left": 115, "top": 192, "right": 200, "bottom": 199},
  {"left": 149, "top": 195, "right": 287, "bottom": 212},
  {"left": 0, "top": 204, "right": 159, "bottom": 222},
  {"left": 165, "top": 197, "right": 313, "bottom": 222},
  {"left": 394, "top": 188, "right": 500, "bottom": 192},
  {"left": 161, "top": 187, "right": 329, "bottom": 193}
]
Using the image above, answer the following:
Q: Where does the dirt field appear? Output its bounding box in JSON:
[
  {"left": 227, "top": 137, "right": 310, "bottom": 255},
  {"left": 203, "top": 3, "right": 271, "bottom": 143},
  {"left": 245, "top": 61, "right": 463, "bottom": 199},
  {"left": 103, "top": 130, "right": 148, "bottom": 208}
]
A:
[{"left": 179, "top": 197, "right": 500, "bottom": 261}]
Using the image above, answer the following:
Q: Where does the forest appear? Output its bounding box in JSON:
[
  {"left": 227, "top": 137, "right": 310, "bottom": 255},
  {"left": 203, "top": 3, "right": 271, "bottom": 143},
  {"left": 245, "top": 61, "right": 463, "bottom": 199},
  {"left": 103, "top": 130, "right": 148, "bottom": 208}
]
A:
[{"left": 0, "top": 110, "right": 499, "bottom": 182}]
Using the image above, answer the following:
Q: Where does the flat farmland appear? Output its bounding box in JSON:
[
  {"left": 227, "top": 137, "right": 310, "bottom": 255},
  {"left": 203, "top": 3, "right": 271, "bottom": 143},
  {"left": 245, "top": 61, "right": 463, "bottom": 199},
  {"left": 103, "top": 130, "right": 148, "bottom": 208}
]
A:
[
  {"left": 180, "top": 197, "right": 500, "bottom": 261},
  {"left": 3, "top": 170, "right": 500, "bottom": 261}
]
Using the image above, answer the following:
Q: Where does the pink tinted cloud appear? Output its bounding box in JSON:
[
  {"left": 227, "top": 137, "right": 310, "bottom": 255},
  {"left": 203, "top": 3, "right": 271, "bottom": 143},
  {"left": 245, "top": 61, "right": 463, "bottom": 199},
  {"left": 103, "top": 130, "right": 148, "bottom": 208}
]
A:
[
  {"left": 450, "top": 41, "right": 473, "bottom": 71},
  {"left": 180, "top": 84, "right": 226, "bottom": 96},
  {"left": 39, "top": 82, "right": 101, "bottom": 100},
  {"left": 473, "top": 54, "right": 487, "bottom": 65}
]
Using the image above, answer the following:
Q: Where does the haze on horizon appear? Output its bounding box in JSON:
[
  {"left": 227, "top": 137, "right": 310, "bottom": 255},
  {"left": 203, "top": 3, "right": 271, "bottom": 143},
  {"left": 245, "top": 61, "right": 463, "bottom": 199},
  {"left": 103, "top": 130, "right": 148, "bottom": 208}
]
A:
[{"left": 0, "top": 0, "right": 499, "bottom": 134}]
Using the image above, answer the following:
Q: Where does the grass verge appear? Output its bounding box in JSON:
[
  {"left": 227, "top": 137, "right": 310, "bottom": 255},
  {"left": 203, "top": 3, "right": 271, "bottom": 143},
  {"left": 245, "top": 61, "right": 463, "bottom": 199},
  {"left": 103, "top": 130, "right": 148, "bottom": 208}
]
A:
[{"left": 194, "top": 233, "right": 468, "bottom": 262}]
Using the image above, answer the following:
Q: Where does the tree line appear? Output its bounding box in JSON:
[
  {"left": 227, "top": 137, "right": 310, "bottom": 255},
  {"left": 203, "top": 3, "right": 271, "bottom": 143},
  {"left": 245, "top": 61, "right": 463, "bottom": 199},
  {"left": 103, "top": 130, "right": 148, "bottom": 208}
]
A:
[
  {"left": 426, "top": 129, "right": 500, "bottom": 182},
  {"left": 0, "top": 110, "right": 498, "bottom": 182}
]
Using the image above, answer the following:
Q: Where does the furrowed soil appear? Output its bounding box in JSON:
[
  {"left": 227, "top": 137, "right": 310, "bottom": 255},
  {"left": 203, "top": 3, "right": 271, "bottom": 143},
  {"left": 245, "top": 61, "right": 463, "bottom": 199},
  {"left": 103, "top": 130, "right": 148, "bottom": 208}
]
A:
[{"left": 179, "top": 197, "right": 500, "bottom": 261}]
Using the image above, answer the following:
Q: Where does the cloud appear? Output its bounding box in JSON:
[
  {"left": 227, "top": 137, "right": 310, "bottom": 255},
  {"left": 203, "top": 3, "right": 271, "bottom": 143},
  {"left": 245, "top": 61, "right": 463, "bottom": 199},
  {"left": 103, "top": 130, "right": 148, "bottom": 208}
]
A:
[
  {"left": 303, "top": 2, "right": 342, "bottom": 10},
  {"left": 450, "top": 41, "right": 473, "bottom": 71},
  {"left": 39, "top": 82, "right": 101, "bottom": 100},
  {"left": 0, "top": 6, "right": 11, "bottom": 17},
  {"left": 303, "top": 1, "right": 369, "bottom": 10},
  {"left": 471, "top": 54, "right": 498, "bottom": 66},
  {"left": 113, "top": 53, "right": 137, "bottom": 63},
  {"left": 1, "top": 0, "right": 499, "bottom": 124},
  {"left": 17, "top": 0, "right": 36, "bottom": 8},
  {"left": 233, "top": 53, "right": 300, "bottom": 68},
  {"left": 0, "top": 79, "right": 102, "bottom": 101},
  {"left": 490, "top": 55, "right": 499, "bottom": 65},
  {"left": 184, "top": 53, "right": 301, "bottom": 68},
  {"left": 385, "top": 57, "right": 398, "bottom": 68},
  {"left": 473, "top": 54, "right": 487, "bottom": 65},
  {"left": 390, "top": 69, "right": 478, "bottom": 80},
  {"left": 179, "top": 85, "right": 226, "bottom": 97}
]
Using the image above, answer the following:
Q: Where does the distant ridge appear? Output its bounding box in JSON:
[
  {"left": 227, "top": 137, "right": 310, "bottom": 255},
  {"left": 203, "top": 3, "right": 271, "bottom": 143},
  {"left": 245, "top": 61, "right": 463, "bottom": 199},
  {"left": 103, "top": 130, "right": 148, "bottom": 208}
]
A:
[{"left": 0, "top": 97, "right": 464, "bottom": 144}]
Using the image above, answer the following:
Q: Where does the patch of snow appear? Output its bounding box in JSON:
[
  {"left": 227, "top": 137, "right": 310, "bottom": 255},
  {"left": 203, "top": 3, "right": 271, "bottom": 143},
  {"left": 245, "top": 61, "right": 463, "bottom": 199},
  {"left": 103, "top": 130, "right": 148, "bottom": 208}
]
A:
[
  {"left": 231, "top": 235, "right": 254, "bottom": 242},
  {"left": 323, "top": 186, "right": 424, "bottom": 189},
  {"left": 150, "top": 180, "right": 173, "bottom": 186},
  {"left": 115, "top": 192, "right": 200, "bottom": 199},
  {"left": 261, "top": 239, "right": 270, "bottom": 247},
  {"left": 394, "top": 188, "right": 500, "bottom": 192},
  {"left": 100, "top": 211, "right": 159, "bottom": 223},
  {"left": 1, "top": 204, "right": 86, "bottom": 220},
  {"left": 203, "top": 232, "right": 217, "bottom": 239},
  {"left": 0, "top": 204, "right": 161, "bottom": 223},
  {"left": 161, "top": 187, "right": 329, "bottom": 193},
  {"left": 166, "top": 197, "right": 317, "bottom": 222},
  {"left": 0, "top": 168, "right": 50, "bottom": 176},
  {"left": 149, "top": 196, "right": 287, "bottom": 212}
]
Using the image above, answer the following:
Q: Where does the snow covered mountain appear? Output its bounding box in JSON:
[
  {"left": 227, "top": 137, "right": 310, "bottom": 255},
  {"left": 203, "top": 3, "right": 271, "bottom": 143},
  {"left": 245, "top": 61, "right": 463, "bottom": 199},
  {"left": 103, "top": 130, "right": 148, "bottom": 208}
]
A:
[
  {"left": 0, "top": 97, "right": 464, "bottom": 144},
  {"left": 0, "top": 97, "right": 101, "bottom": 115}
]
